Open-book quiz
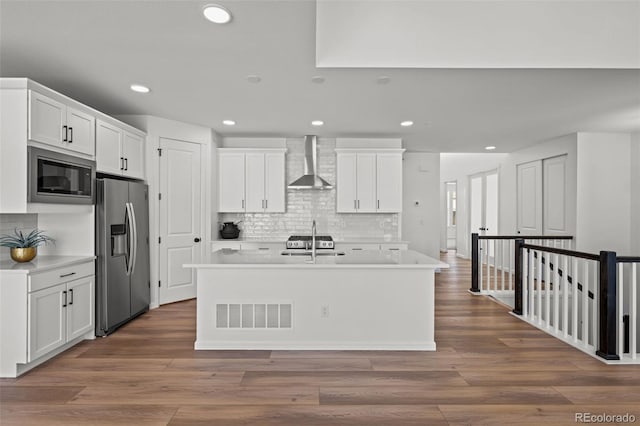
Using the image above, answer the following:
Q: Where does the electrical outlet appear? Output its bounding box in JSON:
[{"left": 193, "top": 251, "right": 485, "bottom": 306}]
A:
[{"left": 320, "top": 305, "right": 330, "bottom": 318}]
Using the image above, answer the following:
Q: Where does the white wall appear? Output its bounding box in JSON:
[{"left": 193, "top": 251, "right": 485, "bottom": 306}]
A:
[
  {"left": 631, "top": 132, "right": 640, "bottom": 255},
  {"left": 402, "top": 153, "right": 440, "bottom": 258},
  {"left": 440, "top": 153, "right": 507, "bottom": 258},
  {"left": 576, "top": 133, "right": 632, "bottom": 254},
  {"left": 498, "top": 134, "right": 578, "bottom": 236},
  {"left": 117, "top": 115, "right": 215, "bottom": 309}
]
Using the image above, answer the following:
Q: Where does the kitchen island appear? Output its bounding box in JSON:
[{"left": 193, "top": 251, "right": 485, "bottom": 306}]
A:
[{"left": 185, "top": 249, "right": 448, "bottom": 351}]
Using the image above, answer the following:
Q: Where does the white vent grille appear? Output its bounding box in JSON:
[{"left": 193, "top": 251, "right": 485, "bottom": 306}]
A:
[{"left": 216, "top": 303, "right": 293, "bottom": 329}]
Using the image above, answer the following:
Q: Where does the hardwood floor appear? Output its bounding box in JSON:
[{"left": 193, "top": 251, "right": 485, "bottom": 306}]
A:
[{"left": 2, "top": 252, "right": 639, "bottom": 425}]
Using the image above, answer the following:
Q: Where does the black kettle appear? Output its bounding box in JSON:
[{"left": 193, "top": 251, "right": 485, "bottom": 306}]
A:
[{"left": 219, "top": 222, "right": 241, "bottom": 239}]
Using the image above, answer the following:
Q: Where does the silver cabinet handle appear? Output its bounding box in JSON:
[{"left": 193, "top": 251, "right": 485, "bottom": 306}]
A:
[{"left": 60, "top": 272, "right": 76, "bottom": 278}]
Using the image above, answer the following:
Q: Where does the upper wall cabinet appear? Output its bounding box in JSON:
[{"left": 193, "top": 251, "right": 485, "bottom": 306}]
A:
[
  {"left": 96, "top": 120, "right": 145, "bottom": 180},
  {"left": 29, "top": 91, "right": 95, "bottom": 156},
  {"left": 218, "top": 149, "right": 286, "bottom": 213},
  {"left": 335, "top": 149, "right": 404, "bottom": 213}
]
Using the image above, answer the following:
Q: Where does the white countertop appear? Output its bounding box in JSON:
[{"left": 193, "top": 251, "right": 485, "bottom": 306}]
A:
[
  {"left": 212, "top": 238, "right": 409, "bottom": 244},
  {"left": 0, "top": 255, "right": 96, "bottom": 274},
  {"left": 187, "top": 249, "right": 447, "bottom": 269}
]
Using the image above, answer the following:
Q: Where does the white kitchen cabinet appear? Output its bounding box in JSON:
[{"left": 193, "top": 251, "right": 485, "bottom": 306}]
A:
[
  {"left": 28, "top": 282, "right": 67, "bottom": 361},
  {"left": 336, "top": 149, "right": 404, "bottom": 213},
  {"left": 28, "top": 271, "right": 95, "bottom": 363},
  {"left": 0, "top": 258, "right": 95, "bottom": 377},
  {"left": 218, "top": 149, "right": 286, "bottom": 213},
  {"left": 218, "top": 152, "right": 246, "bottom": 212},
  {"left": 96, "top": 119, "right": 145, "bottom": 179},
  {"left": 29, "top": 90, "right": 95, "bottom": 156}
]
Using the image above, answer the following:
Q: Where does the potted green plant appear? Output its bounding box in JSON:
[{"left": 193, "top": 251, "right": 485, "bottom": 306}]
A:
[{"left": 0, "top": 228, "right": 55, "bottom": 263}]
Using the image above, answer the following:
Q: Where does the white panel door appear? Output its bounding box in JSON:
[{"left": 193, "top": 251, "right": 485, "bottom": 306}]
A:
[
  {"left": 96, "top": 120, "right": 123, "bottom": 175},
  {"left": 376, "top": 153, "right": 403, "bottom": 212},
  {"left": 159, "top": 138, "right": 202, "bottom": 304},
  {"left": 517, "top": 160, "right": 543, "bottom": 235},
  {"left": 66, "top": 276, "right": 94, "bottom": 341},
  {"left": 469, "top": 175, "right": 483, "bottom": 235},
  {"left": 543, "top": 155, "right": 568, "bottom": 235},
  {"left": 264, "top": 152, "right": 285, "bottom": 212},
  {"left": 245, "top": 152, "right": 266, "bottom": 212},
  {"left": 28, "top": 91, "right": 65, "bottom": 146},
  {"left": 28, "top": 283, "right": 66, "bottom": 362},
  {"left": 122, "top": 131, "right": 145, "bottom": 180},
  {"left": 65, "top": 107, "right": 95, "bottom": 156},
  {"left": 218, "top": 152, "right": 246, "bottom": 213},
  {"left": 356, "top": 153, "right": 377, "bottom": 212},
  {"left": 336, "top": 153, "right": 358, "bottom": 212}
]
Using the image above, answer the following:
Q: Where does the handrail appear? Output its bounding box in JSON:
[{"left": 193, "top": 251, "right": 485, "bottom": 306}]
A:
[
  {"left": 618, "top": 256, "right": 640, "bottom": 263},
  {"left": 521, "top": 243, "right": 599, "bottom": 261},
  {"left": 478, "top": 235, "right": 574, "bottom": 240}
]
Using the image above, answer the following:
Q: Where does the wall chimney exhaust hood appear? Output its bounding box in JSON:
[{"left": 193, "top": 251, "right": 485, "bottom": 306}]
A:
[{"left": 288, "top": 135, "right": 333, "bottom": 189}]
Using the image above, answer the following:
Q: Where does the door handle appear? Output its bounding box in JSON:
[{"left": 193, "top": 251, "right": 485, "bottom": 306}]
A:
[{"left": 194, "top": 238, "right": 201, "bottom": 243}]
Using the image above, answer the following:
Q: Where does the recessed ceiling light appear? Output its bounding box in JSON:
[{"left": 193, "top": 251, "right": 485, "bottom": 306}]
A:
[
  {"left": 246, "top": 75, "right": 261, "bottom": 83},
  {"left": 311, "top": 120, "right": 324, "bottom": 126},
  {"left": 485, "top": 146, "right": 496, "bottom": 150},
  {"left": 377, "top": 76, "right": 391, "bottom": 85},
  {"left": 130, "top": 84, "right": 150, "bottom": 93},
  {"left": 222, "top": 120, "right": 236, "bottom": 126},
  {"left": 400, "top": 121, "right": 414, "bottom": 127},
  {"left": 203, "top": 4, "right": 232, "bottom": 24},
  {"left": 311, "top": 76, "right": 325, "bottom": 84}
]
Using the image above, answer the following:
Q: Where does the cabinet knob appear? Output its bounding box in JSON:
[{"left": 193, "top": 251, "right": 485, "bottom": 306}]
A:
[{"left": 194, "top": 237, "right": 201, "bottom": 243}]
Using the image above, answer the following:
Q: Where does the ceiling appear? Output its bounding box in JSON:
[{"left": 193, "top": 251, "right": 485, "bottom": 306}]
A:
[{"left": 1, "top": 0, "right": 639, "bottom": 152}]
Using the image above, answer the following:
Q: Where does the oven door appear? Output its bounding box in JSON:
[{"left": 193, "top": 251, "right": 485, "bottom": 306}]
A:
[{"left": 28, "top": 147, "right": 96, "bottom": 204}]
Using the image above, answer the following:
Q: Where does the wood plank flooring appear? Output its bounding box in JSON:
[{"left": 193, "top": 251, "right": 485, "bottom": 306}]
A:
[{"left": 2, "top": 252, "right": 639, "bottom": 425}]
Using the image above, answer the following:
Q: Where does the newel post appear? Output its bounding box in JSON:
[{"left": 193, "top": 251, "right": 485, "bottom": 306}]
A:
[
  {"left": 512, "top": 239, "right": 525, "bottom": 315},
  {"left": 470, "top": 233, "right": 480, "bottom": 293},
  {"left": 596, "top": 251, "right": 620, "bottom": 361}
]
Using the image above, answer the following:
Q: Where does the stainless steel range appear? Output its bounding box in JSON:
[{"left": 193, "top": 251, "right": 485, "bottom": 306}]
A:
[{"left": 286, "top": 235, "right": 334, "bottom": 250}]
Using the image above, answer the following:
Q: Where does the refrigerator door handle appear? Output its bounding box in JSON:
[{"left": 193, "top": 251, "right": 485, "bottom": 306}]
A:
[
  {"left": 129, "top": 201, "right": 138, "bottom": 276},
  {"left": 125, "top": 202, "right": 135, "bottom": 276}
]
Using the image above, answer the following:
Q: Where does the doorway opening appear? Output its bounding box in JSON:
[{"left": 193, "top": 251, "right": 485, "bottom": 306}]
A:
[{"left": 445, "top": 181, "right": 457, "bottom": 251}]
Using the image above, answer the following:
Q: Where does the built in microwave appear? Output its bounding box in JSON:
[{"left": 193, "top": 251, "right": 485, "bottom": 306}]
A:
[{"left": 28, "top": 147, "right": 96, "bottom": 204}]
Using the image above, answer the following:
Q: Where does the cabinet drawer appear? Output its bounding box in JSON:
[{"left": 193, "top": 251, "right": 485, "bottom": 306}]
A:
[
  {"left": 240, "top": 242, "right": 284, "bottom": 251},
  {"left": 29, "top": 261, "right": 95, "bottom": 293},
  {"left": 335, "top": 243, "right": 381, "bottom": 251}
]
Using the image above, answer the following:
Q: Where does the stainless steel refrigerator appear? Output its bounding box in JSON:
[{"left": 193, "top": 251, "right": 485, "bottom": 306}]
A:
[{"left": 95, "top": 177, "right": 150, "bottom": 336}]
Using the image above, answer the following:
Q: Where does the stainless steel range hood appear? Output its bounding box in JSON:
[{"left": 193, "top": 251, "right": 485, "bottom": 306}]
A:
[{"left": 288, "top": 135, "right": 333, "bottom": 189}]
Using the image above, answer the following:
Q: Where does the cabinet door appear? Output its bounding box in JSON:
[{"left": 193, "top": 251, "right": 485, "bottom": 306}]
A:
[
  {"left": 336, "top": 153, "right": 357, "bottom": 212},
  {"left": 122, "top": 131, "right": 145, "bottom": 179},
  {"left": 376, "top": 153, "right": 403, "bottom": 212},
  {"left": 28, "top": 91, "right": 65, "bottom": 146},
  {"left": 96, "top": 120, "right": 123, "bottom": 175},
  {"left": 28, "top": 283, "right": 66, "bottom": 362},
  {"left": 66, "top": 276, "right": 94, "bottom": 341},
  {"left": 218, "top": 152, "right": 246, "bottom": 212},
  {"left": 264, "top": 152, "right": 285, "bottom": 212},
  {"left": 356, "top": 153, "right": 377, "bottom": 212},
  {"left": 66, "top": 107, "right": 95, "bottom": 156},
  {"left": 245, "top": 153, "right": 266, "bottom": 212}
]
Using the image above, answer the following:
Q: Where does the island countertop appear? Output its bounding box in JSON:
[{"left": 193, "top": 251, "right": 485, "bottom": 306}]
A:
[{"left": 186, "top": 249, "right": 448, "bottom": 269}]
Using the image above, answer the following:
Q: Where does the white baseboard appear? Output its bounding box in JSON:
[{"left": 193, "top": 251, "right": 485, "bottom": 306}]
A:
[{"left": 194, "top": 340, "right": 436, "bottom": 351}]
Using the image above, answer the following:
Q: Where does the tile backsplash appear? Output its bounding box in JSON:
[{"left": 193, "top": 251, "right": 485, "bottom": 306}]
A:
[
  {"left": 0, "top": 214, "right": 38, "bottom": 261},
  {"left": 219, "top": 138, "right": 399, "bottom": 240}
]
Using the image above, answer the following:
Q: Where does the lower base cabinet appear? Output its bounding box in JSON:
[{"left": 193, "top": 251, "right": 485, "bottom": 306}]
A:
[
  {"left": 0, "top": 259, "right": 95, "bottom": 377},
  {"left": 28, "top": 275, "right": 94, "bottom": 362}
]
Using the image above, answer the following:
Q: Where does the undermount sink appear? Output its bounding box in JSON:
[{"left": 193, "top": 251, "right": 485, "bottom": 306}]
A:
[{"left": 280, "top": 250, "right": 346, "bottom": 257}]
